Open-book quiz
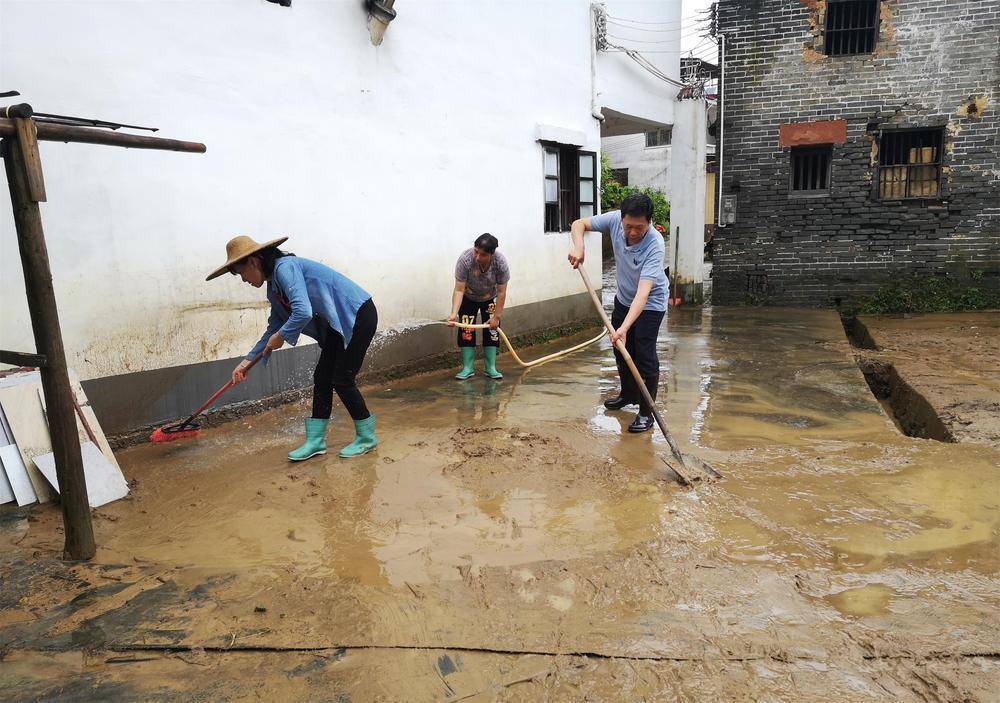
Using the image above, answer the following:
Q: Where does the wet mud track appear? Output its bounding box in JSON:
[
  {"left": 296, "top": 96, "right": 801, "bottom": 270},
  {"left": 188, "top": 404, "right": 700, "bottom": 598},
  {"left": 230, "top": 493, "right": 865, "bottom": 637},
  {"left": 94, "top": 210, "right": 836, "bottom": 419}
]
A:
[
  {"left": 1, "top": 308, "right": 997, "bottom": 701},
  {"left": 851, "top": 311, "right": 1000, "bottom": 447}
]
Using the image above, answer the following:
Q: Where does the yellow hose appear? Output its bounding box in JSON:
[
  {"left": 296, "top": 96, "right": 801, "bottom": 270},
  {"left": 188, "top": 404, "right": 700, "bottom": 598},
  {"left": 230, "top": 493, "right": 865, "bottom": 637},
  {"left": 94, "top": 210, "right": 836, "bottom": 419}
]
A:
[{"left": 441, "top": 321, "right": 606, "bottom": 369}]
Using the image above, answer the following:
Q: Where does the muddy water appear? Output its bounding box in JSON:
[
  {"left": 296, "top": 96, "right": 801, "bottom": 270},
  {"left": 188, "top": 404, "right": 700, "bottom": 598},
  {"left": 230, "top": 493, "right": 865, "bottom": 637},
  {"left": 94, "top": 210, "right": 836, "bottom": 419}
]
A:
[
  {"left": 75, "top": 306, "right": 1000, "bottom": 597},
  {"left": 3, "top": 300, "right": 999, "bottom": 700}
]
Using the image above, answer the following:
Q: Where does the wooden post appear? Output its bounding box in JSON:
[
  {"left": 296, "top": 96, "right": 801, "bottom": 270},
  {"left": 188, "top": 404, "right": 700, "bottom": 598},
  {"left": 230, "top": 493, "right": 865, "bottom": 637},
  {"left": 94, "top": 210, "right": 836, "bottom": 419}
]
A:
[{"left": 2, "top": 126, "right": 96, "bottom": 560}]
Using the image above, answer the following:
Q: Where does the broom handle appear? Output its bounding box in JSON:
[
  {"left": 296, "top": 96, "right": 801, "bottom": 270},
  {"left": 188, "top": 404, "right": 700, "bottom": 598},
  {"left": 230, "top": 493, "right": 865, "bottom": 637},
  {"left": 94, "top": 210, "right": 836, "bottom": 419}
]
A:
[
  {"left": 178, "top": 353, "right": 264, "bottom": 427},
  {"left": 577, "top": 265, "right": 685, "bottom": 465}
]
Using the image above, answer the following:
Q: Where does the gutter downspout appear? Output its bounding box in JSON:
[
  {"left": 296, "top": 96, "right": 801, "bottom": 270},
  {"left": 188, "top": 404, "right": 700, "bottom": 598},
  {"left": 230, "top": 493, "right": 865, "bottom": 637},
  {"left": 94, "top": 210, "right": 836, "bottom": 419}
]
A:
[
  {"left": 716, "top": 33, "right": 726, "bottom": 229},
  {"left": 590, "top": 5, "right": 605, "bottom": 124},
  {"left": 367, "top": 0, "right": 396, "bottom": 46}
]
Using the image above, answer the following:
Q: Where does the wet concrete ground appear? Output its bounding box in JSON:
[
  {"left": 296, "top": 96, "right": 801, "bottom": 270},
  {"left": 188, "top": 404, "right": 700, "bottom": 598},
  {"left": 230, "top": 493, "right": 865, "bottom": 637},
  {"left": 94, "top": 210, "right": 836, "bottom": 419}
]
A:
[{"left": 1, "top": 298, "right": 998, "bottom": 700}]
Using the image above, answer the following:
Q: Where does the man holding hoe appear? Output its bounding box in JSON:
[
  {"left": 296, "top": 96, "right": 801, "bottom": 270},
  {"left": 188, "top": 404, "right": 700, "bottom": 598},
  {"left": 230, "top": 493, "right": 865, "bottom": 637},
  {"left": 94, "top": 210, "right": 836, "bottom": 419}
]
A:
[{"left": 567, "top": 193, "right": 668, "bottom": 433}]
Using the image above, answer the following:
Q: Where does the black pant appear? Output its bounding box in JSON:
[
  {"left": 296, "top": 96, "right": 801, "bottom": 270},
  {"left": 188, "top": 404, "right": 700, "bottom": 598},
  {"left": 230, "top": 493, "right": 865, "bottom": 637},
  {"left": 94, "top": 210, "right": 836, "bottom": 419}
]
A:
[
  {"left": 313, "top": 298, "right": 377, "bottom": 421},
  {"left": 457, "top": 295, "right": 499, "bottom": 348},
  {"left": 611, "top": 298, "right": 665, "bottom": 416}
]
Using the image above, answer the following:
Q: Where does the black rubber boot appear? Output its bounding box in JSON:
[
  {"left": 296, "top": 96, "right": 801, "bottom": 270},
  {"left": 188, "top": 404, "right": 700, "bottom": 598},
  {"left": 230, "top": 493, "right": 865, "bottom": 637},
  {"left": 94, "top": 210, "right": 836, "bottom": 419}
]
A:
[
  {"left": 630, "top": 376, "right": 659, "bottom": 433},
  {"left": 628, "top": 413, "right": 654, "bottom": 433},
  {"left": 638, "top": 375, "right": 660, "bottom": 416},
  {"left": 603, "top": 394, "right": 636, "bottom": 410}
]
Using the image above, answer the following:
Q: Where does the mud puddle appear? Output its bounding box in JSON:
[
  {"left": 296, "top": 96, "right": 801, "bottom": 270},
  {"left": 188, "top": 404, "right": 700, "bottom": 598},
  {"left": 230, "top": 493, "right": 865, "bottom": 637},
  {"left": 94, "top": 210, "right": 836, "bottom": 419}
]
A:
[{"left": 2, "top": 305, "right": 998, "bottom": 701}]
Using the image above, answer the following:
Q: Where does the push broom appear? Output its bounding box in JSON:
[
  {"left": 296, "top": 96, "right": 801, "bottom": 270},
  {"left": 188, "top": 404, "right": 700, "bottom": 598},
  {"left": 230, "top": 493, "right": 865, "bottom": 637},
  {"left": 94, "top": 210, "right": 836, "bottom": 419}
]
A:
[
  {"left": 577, "top": 265, "right": 722, "bottom": 486},
  {"left": 150, "top": 353, "right": 264, "bottom": 444}
]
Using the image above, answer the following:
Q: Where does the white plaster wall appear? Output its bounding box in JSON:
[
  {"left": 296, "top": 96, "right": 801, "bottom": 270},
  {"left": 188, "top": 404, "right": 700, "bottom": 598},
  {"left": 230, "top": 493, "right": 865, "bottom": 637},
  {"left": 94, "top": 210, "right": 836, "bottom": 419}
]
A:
[
  {"left": 668, "top": 98, "right": 706, "bottom": 285},
  {"left": 602, "top": 134, "right": 673, "bottom": 197},
  {"left": 0, "top": 0, "right": 656, "bottom": 380},
  {"left": 596, "top": 0, "right": 681, "bottom": 126}
]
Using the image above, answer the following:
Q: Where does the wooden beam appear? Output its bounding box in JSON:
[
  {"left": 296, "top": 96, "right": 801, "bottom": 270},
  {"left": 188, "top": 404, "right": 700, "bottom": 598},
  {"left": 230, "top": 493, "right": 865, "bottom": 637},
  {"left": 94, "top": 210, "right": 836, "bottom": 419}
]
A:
[
  {"left": 13, "top": 118, "right": 46, "bottom": 202},
  {"left": 0, "top": 350, "right": 47, "bottom": 367},
  {"left": 2, "top": 135, "right": 96, "bottom": 560},
  {"left": 0, "top": 118, "right": 206, "bottom": 153}
]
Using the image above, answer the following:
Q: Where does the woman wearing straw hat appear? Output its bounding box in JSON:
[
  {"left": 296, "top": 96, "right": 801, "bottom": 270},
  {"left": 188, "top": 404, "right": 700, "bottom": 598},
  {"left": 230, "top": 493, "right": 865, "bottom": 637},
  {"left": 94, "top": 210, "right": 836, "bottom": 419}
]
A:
[{"left": 207, "top": 235, "right": 378, "bottom": 460}]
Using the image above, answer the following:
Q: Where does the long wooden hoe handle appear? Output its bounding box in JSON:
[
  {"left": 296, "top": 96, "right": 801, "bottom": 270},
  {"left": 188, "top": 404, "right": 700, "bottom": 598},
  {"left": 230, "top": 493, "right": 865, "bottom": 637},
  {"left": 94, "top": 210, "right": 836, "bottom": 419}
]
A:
[{"left": 577, "top": 265, "right": 687, "bottom": 467}]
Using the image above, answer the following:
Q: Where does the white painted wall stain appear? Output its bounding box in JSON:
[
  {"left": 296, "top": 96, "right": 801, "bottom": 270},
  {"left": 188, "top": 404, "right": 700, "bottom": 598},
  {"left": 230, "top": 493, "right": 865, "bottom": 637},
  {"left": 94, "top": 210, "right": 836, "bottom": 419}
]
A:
[{"left": 1, "top": 0, "right": 679, "bottom": 380}]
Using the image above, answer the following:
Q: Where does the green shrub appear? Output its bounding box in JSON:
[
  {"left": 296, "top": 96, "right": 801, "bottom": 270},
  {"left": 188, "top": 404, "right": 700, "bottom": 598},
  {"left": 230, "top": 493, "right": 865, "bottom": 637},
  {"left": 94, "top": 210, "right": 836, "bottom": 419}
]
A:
[
  {"left": 601, "top": 154, "right": 670, "bottom": 229},
  {"left": 855, "top": 272, "right": 1000, "bottom": 314}
]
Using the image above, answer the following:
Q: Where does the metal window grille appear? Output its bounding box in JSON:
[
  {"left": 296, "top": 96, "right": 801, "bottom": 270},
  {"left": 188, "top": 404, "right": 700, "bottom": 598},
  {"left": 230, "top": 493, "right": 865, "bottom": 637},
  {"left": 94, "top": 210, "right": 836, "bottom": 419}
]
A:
[
  {"left": 789, "top": 146, "right": 832, "bottom": 193},
  {"left": 645, "top": 128, "right": 672, "bottom": 147},
  {"left": 824, "top": 0, "right": 879, "bottom": 56},
  {"left": 877, "top": 129, "right": 943, "bottom": 200}
]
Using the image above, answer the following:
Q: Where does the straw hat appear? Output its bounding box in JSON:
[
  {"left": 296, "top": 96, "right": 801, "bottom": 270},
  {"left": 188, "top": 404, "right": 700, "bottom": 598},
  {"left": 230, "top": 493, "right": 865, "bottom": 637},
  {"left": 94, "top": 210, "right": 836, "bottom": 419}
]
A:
[{"left": 206, "top": 235, "right": 288, "bottom": 281}]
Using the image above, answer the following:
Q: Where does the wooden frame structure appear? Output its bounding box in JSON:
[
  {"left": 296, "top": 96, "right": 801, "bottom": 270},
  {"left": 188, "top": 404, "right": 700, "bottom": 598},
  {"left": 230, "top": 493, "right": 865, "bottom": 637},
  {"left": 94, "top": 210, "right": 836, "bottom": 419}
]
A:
[{"left": 0, "top": 109, "right": 204, "bottom": 560}]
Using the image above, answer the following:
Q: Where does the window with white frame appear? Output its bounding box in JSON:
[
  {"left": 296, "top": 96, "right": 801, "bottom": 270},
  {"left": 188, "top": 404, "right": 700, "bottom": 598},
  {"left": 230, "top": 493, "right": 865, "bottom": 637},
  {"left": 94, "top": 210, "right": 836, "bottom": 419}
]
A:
[{"left": 543, "top": 144, "right": 597, "bottom": 232}]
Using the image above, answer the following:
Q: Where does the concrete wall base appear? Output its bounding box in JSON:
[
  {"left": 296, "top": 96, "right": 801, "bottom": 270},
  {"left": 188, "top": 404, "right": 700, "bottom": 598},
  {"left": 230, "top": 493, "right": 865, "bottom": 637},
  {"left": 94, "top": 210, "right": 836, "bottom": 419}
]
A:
[
  {"left": 83, "top": 292, "right": 600, "bottom": 438},
  {"left": 676, "top": 282, "right": 704, "bottom": 306}
]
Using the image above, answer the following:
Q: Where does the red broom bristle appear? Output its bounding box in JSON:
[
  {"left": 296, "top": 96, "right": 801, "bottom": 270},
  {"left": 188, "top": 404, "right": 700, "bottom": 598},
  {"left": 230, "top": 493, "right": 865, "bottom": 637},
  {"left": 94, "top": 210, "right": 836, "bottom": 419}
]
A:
[{"left": 150, "top": 426, "right": 201, "bottom": 444}]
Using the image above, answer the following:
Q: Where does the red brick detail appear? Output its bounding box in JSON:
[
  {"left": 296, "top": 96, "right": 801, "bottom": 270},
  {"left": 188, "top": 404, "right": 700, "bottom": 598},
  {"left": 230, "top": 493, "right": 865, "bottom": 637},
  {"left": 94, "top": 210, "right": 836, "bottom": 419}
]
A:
[{"left": 779, "top": 120, "right": 848, "bottom": 147}]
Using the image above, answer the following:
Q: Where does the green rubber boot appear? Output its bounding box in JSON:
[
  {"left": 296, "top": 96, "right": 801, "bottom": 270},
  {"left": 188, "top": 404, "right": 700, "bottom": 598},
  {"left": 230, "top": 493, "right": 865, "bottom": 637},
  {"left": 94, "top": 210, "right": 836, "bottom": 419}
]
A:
[
  {"left": 484, "top": 346, "right": 503, "bottom": 380},
  {"left": 288, "top": 417, "right": 328, "bottom": 461},
  {"left": 340, "top": 415, "right": 377, "bottom": 458},
  {"left": 455, "top": 347, "right": 476, "bottom": 379}
]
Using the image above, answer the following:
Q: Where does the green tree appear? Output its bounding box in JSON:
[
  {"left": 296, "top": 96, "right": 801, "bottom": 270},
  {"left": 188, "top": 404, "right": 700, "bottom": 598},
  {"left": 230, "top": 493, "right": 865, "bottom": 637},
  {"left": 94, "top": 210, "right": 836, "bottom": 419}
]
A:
[{"left": 600, "top": 154, "right": 670, "bottom": 230}]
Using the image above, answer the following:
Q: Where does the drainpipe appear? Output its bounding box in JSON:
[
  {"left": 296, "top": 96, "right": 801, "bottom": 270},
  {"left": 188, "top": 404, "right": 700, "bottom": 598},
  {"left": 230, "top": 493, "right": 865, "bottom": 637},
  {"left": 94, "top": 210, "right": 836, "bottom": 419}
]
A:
[
  {"left": 590, "top": 4, "right": 605, "bottom": 124},
  {"left": 716, "top": 32, "right": 726, "bottom": 229},
  {"left": 367, "top": 0, "right": 396, "bottom": 46}
]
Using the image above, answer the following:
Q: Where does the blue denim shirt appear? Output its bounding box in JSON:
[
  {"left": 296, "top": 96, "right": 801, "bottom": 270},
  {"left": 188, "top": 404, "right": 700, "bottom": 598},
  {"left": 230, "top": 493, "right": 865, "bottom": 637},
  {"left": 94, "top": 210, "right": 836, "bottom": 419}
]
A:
[{"left": 248, "top": 256, "right": 372, "bottom": 362}]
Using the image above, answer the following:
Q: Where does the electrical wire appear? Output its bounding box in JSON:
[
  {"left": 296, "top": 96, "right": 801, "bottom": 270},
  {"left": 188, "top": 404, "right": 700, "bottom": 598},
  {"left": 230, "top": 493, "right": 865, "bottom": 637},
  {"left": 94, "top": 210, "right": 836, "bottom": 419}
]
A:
[
  {"left": 607, "top": 14, "right": 691, "bottom": 27},
  {"left": 621, "top": 49, "right": 686, "bottom": 88},
  {"left": 603, "top": 49, "right": 679, "bottom": 54},
  {"left": 688, "top": 37, "right": 717, "bottom": 51},
  {"left": 691, "top": 45, "right": 720, "bottom": 61},
  {"left": 608, "top": 29, "right": 708, "bottom": 44},
  {"left": 607, "top": 19, "right": 693, "bottom": 32},
  {"left": 603, "top": 44, "right": 685, "bottom": 87},
  {"left": 595, "top": 6, "right": 689, "bottom": 89}
]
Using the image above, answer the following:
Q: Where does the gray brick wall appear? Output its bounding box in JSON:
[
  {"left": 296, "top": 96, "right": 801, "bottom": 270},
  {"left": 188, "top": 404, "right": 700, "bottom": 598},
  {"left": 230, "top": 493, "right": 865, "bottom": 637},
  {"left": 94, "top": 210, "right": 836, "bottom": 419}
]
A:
[{"left": 714, "top": 0, "right": 999, "bottom": 306}]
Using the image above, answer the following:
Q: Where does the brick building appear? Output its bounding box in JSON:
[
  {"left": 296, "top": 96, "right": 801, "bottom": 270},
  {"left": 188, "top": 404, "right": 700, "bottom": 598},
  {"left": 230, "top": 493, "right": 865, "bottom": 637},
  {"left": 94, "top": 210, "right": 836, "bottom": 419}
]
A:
[{"left": 713, "top": 0, "right": 999, "bottom": 306}]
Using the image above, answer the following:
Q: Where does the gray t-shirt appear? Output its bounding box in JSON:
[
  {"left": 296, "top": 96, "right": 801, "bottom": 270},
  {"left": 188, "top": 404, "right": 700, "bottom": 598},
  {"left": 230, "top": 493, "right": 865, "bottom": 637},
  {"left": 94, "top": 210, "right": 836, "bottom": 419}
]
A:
[
  {"left": 455, "top": 248, "right": 510, "bottom": 302},
  {"left": 589, "top": 211, "right": 667, "bottom": 312}
]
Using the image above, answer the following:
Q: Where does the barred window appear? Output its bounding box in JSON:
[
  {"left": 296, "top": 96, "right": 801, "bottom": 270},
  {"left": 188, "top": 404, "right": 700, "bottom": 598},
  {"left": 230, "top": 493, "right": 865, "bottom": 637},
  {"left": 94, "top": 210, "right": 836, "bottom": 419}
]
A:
[
  {"left": 789, "top": 146, "right": 832, "bottom": 194},
  {"left": 645, "top": 128, "right": 672, "bottom": 147},
  {"left": 877, "top": 129, "right": 943, "bottom": 200},
  {"left": 824, "top": 0, "right": 879, "bottom": 56}
]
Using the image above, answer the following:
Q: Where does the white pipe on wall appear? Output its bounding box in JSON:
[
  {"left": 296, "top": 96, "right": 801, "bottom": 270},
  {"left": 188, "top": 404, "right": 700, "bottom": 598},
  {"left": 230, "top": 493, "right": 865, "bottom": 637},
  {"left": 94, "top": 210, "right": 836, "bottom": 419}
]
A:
[{"left": 590, "top": 5, "right": 606, "bottom": 124}]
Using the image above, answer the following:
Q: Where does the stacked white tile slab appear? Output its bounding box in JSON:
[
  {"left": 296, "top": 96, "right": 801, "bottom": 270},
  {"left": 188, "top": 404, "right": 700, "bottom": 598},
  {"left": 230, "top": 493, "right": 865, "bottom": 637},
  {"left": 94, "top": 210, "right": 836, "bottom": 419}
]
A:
[{"left": 0, "top": 371, "right": 127, "bottom": 508}]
